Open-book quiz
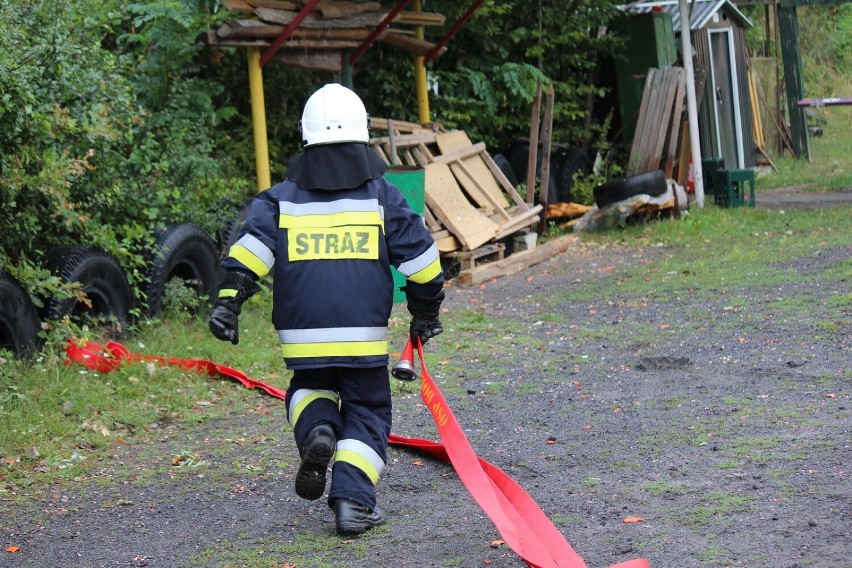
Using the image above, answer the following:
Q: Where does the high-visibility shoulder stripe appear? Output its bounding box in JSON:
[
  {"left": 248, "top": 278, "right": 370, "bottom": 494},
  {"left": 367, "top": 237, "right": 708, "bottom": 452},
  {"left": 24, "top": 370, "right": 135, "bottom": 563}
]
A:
[
  {"left": 287, "top": 388, "right": 339, "bottom": 429},
  {"left": 278, "top": 327, "right": 388, "bottom": 344},
  {"left": 397, "top": 243, "right": 442, "bottom": 284},
  {"left": 335, "top": 438, "right": 385, "bottom": 484},
  {"left": 279, "top": 199, "right": 385, "bottom": 229},
  {"left": 228, "top": 234, "right": 274, "bottom": 279}
]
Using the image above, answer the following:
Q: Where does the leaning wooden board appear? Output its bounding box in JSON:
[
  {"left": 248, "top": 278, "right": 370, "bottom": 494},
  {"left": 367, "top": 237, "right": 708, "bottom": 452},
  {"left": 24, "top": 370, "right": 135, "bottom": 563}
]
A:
[
  {"left": 424, "top": 162, "right": 498, "bottom": 250},
  {"left": 435, "top": 131, "right": 510, "bottom": 210}
]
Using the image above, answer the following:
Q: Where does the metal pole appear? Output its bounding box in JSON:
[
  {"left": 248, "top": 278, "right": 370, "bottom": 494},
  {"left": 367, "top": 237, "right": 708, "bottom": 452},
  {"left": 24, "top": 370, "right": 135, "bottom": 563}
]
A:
[
  {"left": 413, "top": 0, "right": 430, "bottom": 124},
  {"left": 247, "top": 48, "right": 271, "bottom": 192},
  {"left": 678, "top": 0, "right": 704, "bottom": 207}
]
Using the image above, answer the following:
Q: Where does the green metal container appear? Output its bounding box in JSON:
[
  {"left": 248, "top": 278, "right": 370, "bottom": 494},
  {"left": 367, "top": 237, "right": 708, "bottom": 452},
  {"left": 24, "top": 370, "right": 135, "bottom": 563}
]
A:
[{"left": 384, "top": 167, "right": 426, "bottom": 302}]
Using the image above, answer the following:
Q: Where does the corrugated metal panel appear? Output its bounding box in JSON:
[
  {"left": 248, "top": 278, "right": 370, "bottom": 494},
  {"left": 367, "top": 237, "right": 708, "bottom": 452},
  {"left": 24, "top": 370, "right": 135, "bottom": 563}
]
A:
[{"left": 623, "top": 0, "right": 752, "bottom": 30}]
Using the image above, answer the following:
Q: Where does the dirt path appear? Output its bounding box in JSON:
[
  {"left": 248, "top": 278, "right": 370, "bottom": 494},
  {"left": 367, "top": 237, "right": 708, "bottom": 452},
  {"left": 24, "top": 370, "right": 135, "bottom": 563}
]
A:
[{"left": 2, "top": 206, "right": 850, "bottom": 568}]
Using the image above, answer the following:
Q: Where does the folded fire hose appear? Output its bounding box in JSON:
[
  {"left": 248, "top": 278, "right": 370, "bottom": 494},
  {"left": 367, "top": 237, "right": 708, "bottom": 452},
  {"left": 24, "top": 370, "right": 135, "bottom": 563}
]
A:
[{"left": 66, "top": 338, "right": 650, "bottom": 568}]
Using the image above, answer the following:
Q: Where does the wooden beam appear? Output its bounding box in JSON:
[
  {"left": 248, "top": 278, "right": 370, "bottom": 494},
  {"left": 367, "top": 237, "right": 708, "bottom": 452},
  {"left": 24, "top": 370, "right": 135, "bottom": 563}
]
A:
[{"left": 457, "top": 234, "right": 579, "bottom": 286}]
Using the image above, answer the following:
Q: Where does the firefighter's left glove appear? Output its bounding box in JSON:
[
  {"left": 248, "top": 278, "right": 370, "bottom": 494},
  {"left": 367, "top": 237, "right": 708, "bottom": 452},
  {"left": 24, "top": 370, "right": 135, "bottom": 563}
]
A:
[
  {"left": 407, "top": 289, "right": 445, "bottom": 346},
  {"left": 208, "top": 270, "right": 262, "bottom": 345}
]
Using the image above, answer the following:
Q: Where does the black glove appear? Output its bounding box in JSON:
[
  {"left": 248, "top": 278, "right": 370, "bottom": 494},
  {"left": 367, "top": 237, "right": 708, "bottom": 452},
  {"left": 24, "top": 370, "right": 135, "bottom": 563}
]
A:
[
  {"left": 409, "top": 316, "right": 443, "bottom": 345},
  {"left": 208, "top": 270, "right": 261, "bottom": 345},
  {"left": 209, "top": 303, "right": 240, "bottom": 345},
  {"left": 407, "top": 288, "right": 445, "bottom": 345}
]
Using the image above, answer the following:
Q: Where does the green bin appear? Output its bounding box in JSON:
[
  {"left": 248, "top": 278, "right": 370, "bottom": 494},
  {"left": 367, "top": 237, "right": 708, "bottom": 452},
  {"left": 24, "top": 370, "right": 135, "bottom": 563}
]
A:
[{"left": 384, "top": 167, "right": 426, "bottom": 302}]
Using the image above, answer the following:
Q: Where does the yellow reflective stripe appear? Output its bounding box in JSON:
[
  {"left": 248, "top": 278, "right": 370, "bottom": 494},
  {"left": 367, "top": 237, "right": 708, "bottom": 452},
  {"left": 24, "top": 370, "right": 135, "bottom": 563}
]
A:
[
  {"left": 279, "top": 211, "right": 384, "bottom": 230},
  {"left": 218, "top": 289, "right": 238, "bottom": 299},
  {"left": 229, "top": 244, "right": 272, "bottom": 279},
  {"left": 282, "top": 340, "right": 388, "bottom": 359},
  {"left": 407, "top": 256, "right": 442, "bottom": 284},
  {"left": 287, "top": 226, "right": 379, "bottom": 261},
  {"left": 335, "top": 439, "right": 384, "bottom": 484},
  {"left": 288, "top": 389, "right": 339, "bottom": 429}
]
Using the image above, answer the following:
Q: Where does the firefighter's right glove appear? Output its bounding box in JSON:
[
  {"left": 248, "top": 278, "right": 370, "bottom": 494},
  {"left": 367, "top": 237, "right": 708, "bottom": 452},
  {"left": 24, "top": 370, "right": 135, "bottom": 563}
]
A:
[
  {"left": 209, "top": 303, "right": 240, "bottom": 345},
  {"left": 208, "top": 270, "right": 261, "bottom": 345}
]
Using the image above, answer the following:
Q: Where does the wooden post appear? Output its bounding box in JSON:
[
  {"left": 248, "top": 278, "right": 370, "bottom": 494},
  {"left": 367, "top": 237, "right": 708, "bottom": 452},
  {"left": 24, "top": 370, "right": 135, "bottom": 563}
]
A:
[
  {"left": 778, "top": 5, "right": 811, "bottom": 161},
  {"left": 526, "top": 83, "right": 542, "bottom": 206},
  {"left": 537, "top": 84, "right": 554, "bottom": 236}
]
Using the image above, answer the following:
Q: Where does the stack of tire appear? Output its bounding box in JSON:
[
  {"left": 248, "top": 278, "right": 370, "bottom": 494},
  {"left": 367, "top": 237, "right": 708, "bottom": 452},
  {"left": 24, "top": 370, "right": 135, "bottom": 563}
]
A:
[{"left": 0, "top": 222, "right": 222, "bottom": 359}]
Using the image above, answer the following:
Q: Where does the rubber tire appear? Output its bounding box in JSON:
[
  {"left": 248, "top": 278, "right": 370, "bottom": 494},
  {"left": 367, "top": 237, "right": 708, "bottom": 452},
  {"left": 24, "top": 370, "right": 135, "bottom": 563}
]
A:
[
  {"left": 0, "top": 271, "right": 43, "bottom": 358},
  {"left": 145, "top": 223, "right": 221, "bottom": 316},
  {"left": 593, "top": 169, "right": 668, "bottom": 208},
  {"left": 41, "top": 246, "right": 134, "bottom": 334},
  {"left": 550, "top": 148, "right": 590, "bottom": 204},
  {"left": 491, "top": 153, "right": 518, "bottom": 188},
  {"left": 218, "top": 200, "right": 251, "bottom": 260}
]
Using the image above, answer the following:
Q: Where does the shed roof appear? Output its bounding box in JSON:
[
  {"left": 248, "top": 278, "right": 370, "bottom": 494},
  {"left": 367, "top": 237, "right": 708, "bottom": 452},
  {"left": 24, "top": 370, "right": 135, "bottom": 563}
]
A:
[{"left": 623, "top": 0, "right": 753, "bottom": 30}]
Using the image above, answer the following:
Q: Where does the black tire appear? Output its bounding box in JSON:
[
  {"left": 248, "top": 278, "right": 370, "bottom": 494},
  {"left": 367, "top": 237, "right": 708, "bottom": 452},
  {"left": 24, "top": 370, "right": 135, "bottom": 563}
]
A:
[
  {"left": 41, "top": 246, "right": 134, "bottom": 334},
  {"left": 491, "top": 153, "right": 518, "bottom": 188},
  {"left": 550, "top": 148, "right": 590, "bottom": 204},
  {"left": 218, "top": 200, "right": 251, "bottom": 260},
  {"left": 504, "top": 140, "right": 533, "bottom": 183},
  {"left": 593, "top": 169, "right": 668, "bottom": 208},
  {"left": 145, "top": 223, "right": 221, "bottom": 316},
  {"left": 0, "top": 271, "right": 43, "bottom": 358}
]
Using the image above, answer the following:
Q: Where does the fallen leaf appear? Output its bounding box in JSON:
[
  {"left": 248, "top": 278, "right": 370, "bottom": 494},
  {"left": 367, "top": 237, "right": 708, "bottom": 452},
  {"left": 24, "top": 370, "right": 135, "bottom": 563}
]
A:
[
  {"left": 583, "top": 425, "right": 592, "bottom": 430},
  {"left": 660, "top": 324, "right": 670, "bottom": 330},
  {"left": 490, "top": 539, "right": 505, "bottom": 548},
  {"left": 826, "top": 393, "right": 836, "bottom": 398},
  {"left": 6, "top": 546, "right": 20, "bottom": 553},
  {"left": 483, "top": 560, "right": 493, "bottom": 565},
  {"left": 412, "top": 460, "right": 423, "bottom": 466},
  {"left": 546, "top": 437, "right": 556, "bottom": 445},
  {"left": 623, "top": 516, "right": 644, "bottom": 523}
]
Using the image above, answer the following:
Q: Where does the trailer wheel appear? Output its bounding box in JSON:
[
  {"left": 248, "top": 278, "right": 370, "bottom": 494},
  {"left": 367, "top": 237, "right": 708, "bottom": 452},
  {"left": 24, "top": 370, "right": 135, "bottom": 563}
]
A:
[
  {"left": 145, "top": 223, "right": 221, "bottom": 316},
  {"left": 491, "top": 153, "right": 518, "bottom": 188},
  {"left": 218, "top": 200, "right": 251, "bottom": 260},
  {"left": 593, "top": 169, "right": 668, "bottom": 208},
  {"left": 550, "top": 148, "right": 590, "bottom": 204},
  {"left": 0, "top": 271, "right": 43, "bottom": 358},
  {"left": 41, "top": 246, "right": 134, "bottom": 335}
]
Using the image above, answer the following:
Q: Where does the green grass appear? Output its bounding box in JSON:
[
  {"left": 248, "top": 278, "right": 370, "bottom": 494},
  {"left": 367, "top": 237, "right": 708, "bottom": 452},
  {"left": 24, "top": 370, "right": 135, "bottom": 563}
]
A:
[{"left": 757, "top": 106, "right": 852, "bottom": 191}]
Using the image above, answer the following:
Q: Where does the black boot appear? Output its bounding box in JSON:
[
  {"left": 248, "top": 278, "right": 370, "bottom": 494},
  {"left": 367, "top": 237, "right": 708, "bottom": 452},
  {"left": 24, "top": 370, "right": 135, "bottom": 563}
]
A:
[
  {"left": 332, "top": 499, "right": 386, "bottom": 535},
  {"left": 295, "top": 422, "right": 336, "bottom": 500}
]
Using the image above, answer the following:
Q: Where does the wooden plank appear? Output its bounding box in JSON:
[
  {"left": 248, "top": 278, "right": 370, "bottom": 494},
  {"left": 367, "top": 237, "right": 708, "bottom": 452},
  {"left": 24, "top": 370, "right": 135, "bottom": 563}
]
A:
[
  {"left": 662, "top": 70, "right": 685, "bottom": 178},
  {"left": 424, "top": 162, "right": 498, "bottom": 251},
  {"left": 254, "top": 7, "right": 384, "bottom": 27},
  {"left": 370, "top": 117, "right": 429, "bottom": 132},
  {"left": 628, "top": 69, "right": 656, "bottom": 175},
  {"left": 217, "top": 20, "right": 376, "bottom": 40},
  {"left": 435, "top": 132, "right": 510, "bottom": 210},
  {"left": 314, "top": 0, "right": 381, "bottom": 19},
  {"left": 480, "top": 151, "right": 528, "bottom": 211},
  {"left": 271, "top": 49, "right": 342, "bottom": 71},
  {"left": 527, "top": 84, "right": 542, "bottom": 205},
  {"left": 645, "top": 68, "right": 678, "bottom": 173},
  {"left": 378, "top": 32, "right": 446, "bottom": 57},
  {"left": 494, "top": 205, "right": 543, "bottom": 239},
  {"left": 246, "top": 0, "right": 298, "bottom": 9},
  {"left": 395, "top": 11, "right": 446, "bottom": 25},
  {"left": 457, "top": 234, "right": 580, "bottom": 286},
  {"left": 225, "top": 0, "right": 255, "bottom": 13}
]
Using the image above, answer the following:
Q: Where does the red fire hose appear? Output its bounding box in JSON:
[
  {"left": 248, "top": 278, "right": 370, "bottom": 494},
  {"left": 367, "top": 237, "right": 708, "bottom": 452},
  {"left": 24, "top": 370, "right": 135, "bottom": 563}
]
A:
[{"left": 66, "top": 338, "right": 649, "bottom": 568}]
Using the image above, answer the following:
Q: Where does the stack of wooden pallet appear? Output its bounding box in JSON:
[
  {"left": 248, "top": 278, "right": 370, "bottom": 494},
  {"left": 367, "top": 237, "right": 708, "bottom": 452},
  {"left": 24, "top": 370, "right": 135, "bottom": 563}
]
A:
[
  {"left": 369, "top": 120, "right": 543, "bottom": 265},
  {"left": 627, "top": 67, "right": 687, "bottom": 180}
]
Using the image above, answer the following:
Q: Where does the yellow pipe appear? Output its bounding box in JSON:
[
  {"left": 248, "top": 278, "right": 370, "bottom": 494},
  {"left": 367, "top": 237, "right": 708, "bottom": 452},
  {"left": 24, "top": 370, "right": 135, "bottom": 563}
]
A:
[
  {"left": 247, "top": 48, "right": 271, "bottom": 192},
  {"left": 413, "top": 0, "right": 430, "bottom": 124}
]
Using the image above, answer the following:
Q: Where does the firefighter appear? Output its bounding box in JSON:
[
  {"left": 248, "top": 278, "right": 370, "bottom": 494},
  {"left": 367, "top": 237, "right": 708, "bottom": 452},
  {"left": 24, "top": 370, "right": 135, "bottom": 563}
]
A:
[{"left": 208, "top": 83, "right": 445, "bottom": 535}]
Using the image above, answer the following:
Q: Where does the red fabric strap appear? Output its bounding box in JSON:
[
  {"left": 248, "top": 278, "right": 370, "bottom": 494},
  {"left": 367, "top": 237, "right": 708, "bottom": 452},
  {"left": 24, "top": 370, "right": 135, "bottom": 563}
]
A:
[{"left": 65, "top": 339, "right": 649, "bottom": 568}]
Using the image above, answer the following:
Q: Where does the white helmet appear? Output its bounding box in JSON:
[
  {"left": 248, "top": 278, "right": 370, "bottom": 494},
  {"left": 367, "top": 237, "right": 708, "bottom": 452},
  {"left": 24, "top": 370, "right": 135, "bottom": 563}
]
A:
[{"left": 299, "top": 83, "right": 370, "bottom": 147}]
